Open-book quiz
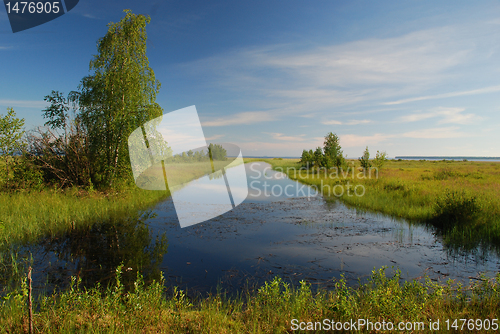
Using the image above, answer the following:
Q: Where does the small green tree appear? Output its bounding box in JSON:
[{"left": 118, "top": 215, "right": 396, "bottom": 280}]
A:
[
  {"left": 308, "top": 149, "right": 314, "bottom": 167},
  {"left": 0, "top": 108, "right": 26, "bottom": 184},
  {"left": 323, "top": 132, "right": 345, "bottom": 169},
  {"left": 313, "top": 147, "right": 324, "bottom": 170},
  {"left": 42, "top": 90, "right": 69, "bottom": 131},
  {"left": 373, "top": 150, "right": 388, "bottom": 169},
  {"left": 300, "top": 149, "right": 313, "bottom": 168},
  {"left": 359, "top": 146, "right": 371, "bottom": 171}
]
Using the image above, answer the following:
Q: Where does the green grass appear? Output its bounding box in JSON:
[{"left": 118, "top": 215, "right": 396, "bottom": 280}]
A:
[
  {"left": 255, "top": 158, "right": 500, "bottom": 251},
  {"left": 1, "top": 265, "right": 499, "bottom": 333},
  {"left": 0, "top": 186, "right": 170, "bottom": 247}
]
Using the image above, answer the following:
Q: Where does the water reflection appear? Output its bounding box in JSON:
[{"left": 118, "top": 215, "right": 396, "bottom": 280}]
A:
[
  {"left": 1, "top": 210, "right": 167, "bottom": 296},
  {"left": 245, "top": 161, "right": 320, "bottom": 202}
]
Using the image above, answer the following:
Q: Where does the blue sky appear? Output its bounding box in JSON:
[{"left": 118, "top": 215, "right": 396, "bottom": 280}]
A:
[{"left": 1, "top": 0, "right": 500, "bottom": 158}]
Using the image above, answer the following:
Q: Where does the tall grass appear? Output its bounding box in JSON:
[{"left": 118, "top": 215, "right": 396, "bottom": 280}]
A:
[
  {"left": 0, "top": 187, "right": 170, "bottom": 246},
  {"left": 1, "top": 265, "right": 499, "bottom": 333}
]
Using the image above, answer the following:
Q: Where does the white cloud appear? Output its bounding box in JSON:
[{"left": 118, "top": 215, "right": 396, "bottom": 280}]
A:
[
  {"left": 173, "top": 17, "right": 498, "bottom": 157},
  {"left": 82, "top": 13, "right": 100, "bottom": 19},
  {"left": 397, "top": 107, "right": 478, "bottom": 124},
  {"left": 346, "top": 119, "right": 372, "bottom": 125},
  {"left": 339, "top": 125, "right": 470, "bottom": 147},
  {"left": 264, "top": 132, "right": 306, "bottom": 141},
  {"left": 340, "top": 134, "right": 394, "bottom": 147},
  {"left": 256, "top": 27, "right": 469, "bottom": 88},
  {"left": 322, "top": 119, "right": 372, "bottom": 125},
  {"left": 322, "top": 120, "right": 342, "bottom": 125},
  {"left": 298, "top": 113, "right": 317, "bottom": 118},
  {"left": 384, "top": 85, "right": 500, "bottom": 105},
  {"left": 239, "top": 137, "right": 324, "bottom": 152},
  {"left": 397, "top": 112, "right": 435, "bottom": 123},
  {"left": 401, "top": 126, "right": 466, "bottom": 139},
  {"left": 202, "top": 111, "right": 276, "bottom": 127},
  {"left": 486, "top": 18, "right": 500, "bottom": 25},
  {"left": 436, "top": 107, "right": 477, "bottom": 124},
  {"left": 178, "top": 21, "right": 498, "bottom": 121},
  {"left": 205, "top": 134, "right": 225, "bottom": 141}
]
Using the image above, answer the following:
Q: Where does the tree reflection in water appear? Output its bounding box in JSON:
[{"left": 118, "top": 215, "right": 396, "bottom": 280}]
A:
[{"left": 35, "top": 210, "right": 168, "bottom": 292}]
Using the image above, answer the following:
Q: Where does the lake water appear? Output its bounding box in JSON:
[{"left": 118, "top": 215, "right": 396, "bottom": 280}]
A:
[{"left": 3, "top": 162, "right": 499, "bottom": 296}]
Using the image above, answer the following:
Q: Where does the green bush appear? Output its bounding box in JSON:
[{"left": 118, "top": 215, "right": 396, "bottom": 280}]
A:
[
  {"left": 432, "top": 190, "right": 480, "bottom": 229},
  {"left": 0, "top": 157, "right": 44, "bottom": 191},
  {"left": 11, "top": 159, "right": 44, "bottom": 191}
]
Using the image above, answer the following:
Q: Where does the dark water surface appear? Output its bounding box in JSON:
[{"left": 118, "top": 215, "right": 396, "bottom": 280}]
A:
[{"left": 3, "top": 162, "right": 500, "bottom": 296}]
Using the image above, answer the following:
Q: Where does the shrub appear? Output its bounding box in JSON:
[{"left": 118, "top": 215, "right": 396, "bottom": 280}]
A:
[
  {"left": 432, "top": 190, "right": 480, "bottom": 229},
  {"left": 0, "top": 157, "right": 44, "bottom": 191},
  {"left": 372, "top": 150, "right": 388, "bottom": 169},
  {"left": 11, "top": 158, "right": 44, "bottom": 191},
  {"left": 359, "top": 146, "right": 371, "bottom": 170}
]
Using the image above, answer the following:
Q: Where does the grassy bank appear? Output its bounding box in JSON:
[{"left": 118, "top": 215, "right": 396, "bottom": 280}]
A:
[
  {"left": 1, "top": 266, "right": 499, "bottom": 333},
  {"left": 0, "top": 186, "right": 170, "bottom": 247},
  {"left": 257, "top": 158, "right": 500, "bottom": 251}
]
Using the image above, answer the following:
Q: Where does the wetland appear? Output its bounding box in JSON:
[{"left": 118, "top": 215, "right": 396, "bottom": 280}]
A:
[{"left": 2, "top": 162, "right": 498, "bottom": 297}]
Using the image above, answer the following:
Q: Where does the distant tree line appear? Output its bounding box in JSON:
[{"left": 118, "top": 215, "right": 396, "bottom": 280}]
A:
[{"left": 167, "top": 144, "right": 227, "bottom": 163}]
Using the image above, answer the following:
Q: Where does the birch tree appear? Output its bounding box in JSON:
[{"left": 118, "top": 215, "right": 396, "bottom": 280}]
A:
[{"left": 77, "top": 9, "right": 162, "bottom": 187}]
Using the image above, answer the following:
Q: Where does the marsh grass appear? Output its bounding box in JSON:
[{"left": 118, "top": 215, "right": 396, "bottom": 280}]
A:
[
  {"left": 432, "top": 190, "right": 481, "bottom": 229},
  {"left": 0, "top": 187, "right": 170, "bottom": 247},
  {"left": 256, "top": 158, "right": 500, "bottom": 251},
  {"left": 1, "top": 266, "right": 499, "bottom": 333}
]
